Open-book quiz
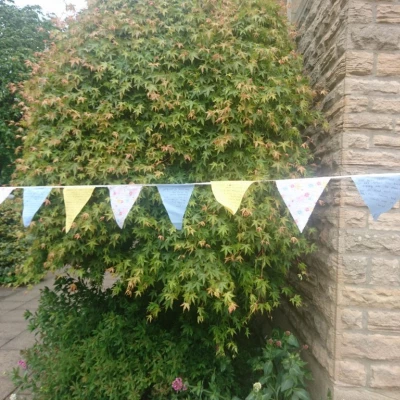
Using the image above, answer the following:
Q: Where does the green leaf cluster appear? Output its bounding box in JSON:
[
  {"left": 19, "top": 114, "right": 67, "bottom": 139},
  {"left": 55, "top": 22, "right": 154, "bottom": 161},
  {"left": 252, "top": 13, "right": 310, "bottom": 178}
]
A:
[
  {"left": 13, "top": 0, "right": 321, "bottom": 351},
  {"left": 247, "top": 329, "right": 312, "bottom": 400},
  {"left": 12, "top": 277, "right": 239, "bottom": 399},
  {"left": 0, "top": 0, "right": 51, "bottom": 183},
  {"left": 0, "top": 196, "right": 43, "bottom": 285}
]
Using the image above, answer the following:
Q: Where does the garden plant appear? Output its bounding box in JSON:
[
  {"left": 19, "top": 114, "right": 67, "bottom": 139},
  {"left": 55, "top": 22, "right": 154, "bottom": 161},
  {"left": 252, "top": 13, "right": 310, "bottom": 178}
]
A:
[
  {"left": 0, "top": 0, "right": 51, "bottom": 285},
  {"left": 11, "top": 0, "right": 323, "bottom": 398}
]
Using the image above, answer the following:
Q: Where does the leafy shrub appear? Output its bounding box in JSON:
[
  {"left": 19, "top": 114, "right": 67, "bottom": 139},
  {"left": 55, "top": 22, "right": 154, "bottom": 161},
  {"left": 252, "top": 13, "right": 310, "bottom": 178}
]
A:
[
  {"left": 14, "top": 0, "right": 321, "bottom": 348},
  {"left": 13, "top": 277, "right": 240, "bottom": 399},
  {"left": 11, "top": 0, "right": 322, "bottom": 396},
  {"left": 247, "top": 330, "right": 311, "bottom": 400},
  {"left": 13, "top": 278, "right": 310, "bottom": 400},
  {"left": 0, "top": 196, "right": 42, "bottom": 286}
]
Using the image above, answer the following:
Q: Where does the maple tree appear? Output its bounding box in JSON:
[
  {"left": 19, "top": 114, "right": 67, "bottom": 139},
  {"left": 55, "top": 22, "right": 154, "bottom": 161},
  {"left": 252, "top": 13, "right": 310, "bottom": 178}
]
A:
[{"left": 13, "top": 0, "right": 322, "bottom": 367}]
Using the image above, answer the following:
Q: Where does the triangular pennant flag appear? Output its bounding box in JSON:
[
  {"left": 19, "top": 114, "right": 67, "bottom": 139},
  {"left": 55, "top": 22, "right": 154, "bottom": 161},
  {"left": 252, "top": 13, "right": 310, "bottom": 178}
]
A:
[
  {"left": 211, "top": 181, "right": 254, "bottom": 214},
  {"left": 352, "top": 175, "right": 400, "bottom": 220},
  {"left": 0, "top": 187, "right": 15, "bottom": 205},
  {"left": 157, "top": 184, "right": 194, "bottom": 230},
  {"left": 22, "top": 187, "right": 52, "bottom": 227},
  {"left": 108, "top": 185, "right": 142, "bottom": 228},
  {"left": 63, "top": 187, "right": 95, "bottom": 233},
  {"left": 276, "top": 177, "right": 330, "bottom": 233}
]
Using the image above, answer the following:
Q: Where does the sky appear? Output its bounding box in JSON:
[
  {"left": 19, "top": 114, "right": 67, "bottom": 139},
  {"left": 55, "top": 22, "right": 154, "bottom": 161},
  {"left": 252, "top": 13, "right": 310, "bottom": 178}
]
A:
[{"left": 13, "top": 0, "right": 87, "bottom": 17}]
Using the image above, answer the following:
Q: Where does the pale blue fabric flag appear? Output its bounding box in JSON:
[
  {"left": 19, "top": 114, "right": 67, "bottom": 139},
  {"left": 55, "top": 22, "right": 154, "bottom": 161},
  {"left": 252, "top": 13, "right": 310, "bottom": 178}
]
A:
[
  {"left": 157, "top": 184, "right": 194, "bottom": 230},
  {"left": 23, "top": 187, "right": 52, "bottom": 227},
  {"left": 0, "top": 187, "right": 15, "bottom": 205},
  {"left": 353, "top": 176, "right": 400, "bottom": 220}
]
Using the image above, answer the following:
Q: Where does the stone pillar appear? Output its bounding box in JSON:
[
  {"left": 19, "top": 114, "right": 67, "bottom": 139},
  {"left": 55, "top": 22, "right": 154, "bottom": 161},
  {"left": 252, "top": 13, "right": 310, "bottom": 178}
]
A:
[{"left": 279, "top": 1, "right": 400, "bottom": 399}]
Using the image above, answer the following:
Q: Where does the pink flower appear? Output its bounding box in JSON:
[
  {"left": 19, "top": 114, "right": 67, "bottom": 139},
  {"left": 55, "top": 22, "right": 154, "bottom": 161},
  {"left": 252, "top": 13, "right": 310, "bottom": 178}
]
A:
[
  {"left": 172, "top": 377, "right": 184, "bottom": 392},
  {"left": 18, "top": 360, "right": 27, "bottom": 370}
]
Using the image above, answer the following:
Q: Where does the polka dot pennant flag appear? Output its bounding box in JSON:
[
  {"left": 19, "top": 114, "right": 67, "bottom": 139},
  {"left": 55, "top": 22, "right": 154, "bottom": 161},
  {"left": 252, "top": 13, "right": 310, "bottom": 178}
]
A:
[
  {"left": 276, "top": 177, "right": 330, "bottom": 233},
  {"left": 108, "top": 185, "right": 142, "bottom": 228}
]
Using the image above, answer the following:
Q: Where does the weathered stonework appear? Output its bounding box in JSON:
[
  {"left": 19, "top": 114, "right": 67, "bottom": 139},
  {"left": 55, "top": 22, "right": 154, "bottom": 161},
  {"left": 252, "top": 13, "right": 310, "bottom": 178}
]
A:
[{"left": 281, "top": 1, "right": 400, "bottom": 399}]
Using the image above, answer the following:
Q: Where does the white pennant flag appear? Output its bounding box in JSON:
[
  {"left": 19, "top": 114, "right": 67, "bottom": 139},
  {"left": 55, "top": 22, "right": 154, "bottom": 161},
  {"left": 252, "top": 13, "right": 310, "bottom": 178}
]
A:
[
  {"left": 108, "top": 185, "right": 142, "bottom": 228},
  {"left": 157, "top": 184, "right": 194, "bottom": 230},
  {"left": 0, "top": 187, "right": 15, "bottom": 205},
  {"left": 23, "top": 187, "right": 52, "bottom": 227},
  {"left": 276, "top": 177, "right": 330, "bottom": 232},
  {"left": 353, "top": 175, "right": 400, "bottom": 220}
]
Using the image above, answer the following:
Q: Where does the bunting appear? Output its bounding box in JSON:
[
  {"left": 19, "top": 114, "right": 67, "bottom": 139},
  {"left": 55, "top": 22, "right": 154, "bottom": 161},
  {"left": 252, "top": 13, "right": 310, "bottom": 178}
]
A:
[
  {"left": 108, "top": 185, "right": 142, "bottom": 228},
  {"left": 352, "top": 176, "right": 400, "bottom": 220},
  {"left": 157, "top": 185, "right": 194, "bottom": 230},
  {"left": 63, "top": 187, "right": 95, "bottom": 233},
  {"left": 276, "top": 178, "right": 330, "bottom": 233},
  {"left": 1, "top": 173, "right": 400, "bottom": 234},
  {"left": 211, "top": 181, "right": 254, "bottom": 215},
  {"left": 22, "top": 187, "right": 52, "bottom": 227}
]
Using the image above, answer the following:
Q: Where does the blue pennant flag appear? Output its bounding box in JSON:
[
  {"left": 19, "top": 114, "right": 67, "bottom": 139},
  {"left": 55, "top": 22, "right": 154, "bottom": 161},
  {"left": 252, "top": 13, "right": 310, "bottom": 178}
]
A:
[
  {"left": 353, "top": 176, "right": 400, "bottom": 220},
  {"left": 157, "top": 185, "right": 194, "bottom": 230},
  {"left": 23, "top": 187, "right": 52, "bottom": 227}
]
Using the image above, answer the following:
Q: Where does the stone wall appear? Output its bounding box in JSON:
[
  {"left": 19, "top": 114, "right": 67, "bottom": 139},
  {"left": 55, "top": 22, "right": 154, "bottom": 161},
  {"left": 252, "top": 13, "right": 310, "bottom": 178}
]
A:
[{"left": 279, "top": 1, "right": 400, "bottom": 399}]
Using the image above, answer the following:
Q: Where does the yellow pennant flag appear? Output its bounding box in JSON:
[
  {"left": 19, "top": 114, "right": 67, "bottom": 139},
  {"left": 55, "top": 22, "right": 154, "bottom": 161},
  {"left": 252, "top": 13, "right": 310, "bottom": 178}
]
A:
[
  {"left": 64, "top": 187, "right": 95, "bottom": 233},
  {"left": 211, "top": 181, "right": 254, "bottom": 214}
]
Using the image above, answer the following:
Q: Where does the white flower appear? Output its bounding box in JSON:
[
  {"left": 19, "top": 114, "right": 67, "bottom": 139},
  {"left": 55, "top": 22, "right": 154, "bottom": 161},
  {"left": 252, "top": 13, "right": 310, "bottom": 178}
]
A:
[
  {"left": 253, "top": 382, "right": 262, "bottom": 393},
  {"left": 10, "top": 394, "right": 17, "bottom": 400}
]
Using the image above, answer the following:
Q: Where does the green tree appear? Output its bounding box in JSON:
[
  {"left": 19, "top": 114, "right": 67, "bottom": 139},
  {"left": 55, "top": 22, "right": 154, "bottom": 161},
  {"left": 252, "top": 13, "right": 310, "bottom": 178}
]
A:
[
  {"left": 0, "top": 0, "right": 51, "bottom": 183},
  {"left": 12, "top": 0, "right": 322, "bottom": 396}
]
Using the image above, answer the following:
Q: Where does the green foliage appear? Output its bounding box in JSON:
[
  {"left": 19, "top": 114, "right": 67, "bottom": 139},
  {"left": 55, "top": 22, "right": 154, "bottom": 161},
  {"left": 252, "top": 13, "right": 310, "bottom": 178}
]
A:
[
  {"left": 12, "top": 0, "right": 321, "bottom": 395},
  {"left": 0, "top": 196, "right": 43, "bottom": 286},
  {"left": 247, "top": 330, "right": 311, "bottom": 400},
  {"left": 12, "top": 279, "right": 311, "bottom": 400},
  {"left": 12, "top": 277, "right": 240, "bottom": 399},
  {"left": 14, "top": 0, "right": 321, "bottom": 351},
  {"left": 0, "top": 0, "right": 52, "bottom": 183}
]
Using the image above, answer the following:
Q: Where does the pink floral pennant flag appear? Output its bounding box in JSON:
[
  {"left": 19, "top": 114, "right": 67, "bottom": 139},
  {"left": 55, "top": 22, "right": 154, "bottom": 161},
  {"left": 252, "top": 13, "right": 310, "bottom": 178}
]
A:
[
  {"left": 108, "top": 185, "right": 142, "bottom": 228},
  {"left": 276, "top": 177, "right": 330, "bottom": 233}
]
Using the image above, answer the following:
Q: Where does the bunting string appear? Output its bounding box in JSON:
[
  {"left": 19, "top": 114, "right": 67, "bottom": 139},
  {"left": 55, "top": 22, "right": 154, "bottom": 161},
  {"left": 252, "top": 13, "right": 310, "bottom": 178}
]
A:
[{"left": 1, "top": 172, "right": 400, "bottom": 233}]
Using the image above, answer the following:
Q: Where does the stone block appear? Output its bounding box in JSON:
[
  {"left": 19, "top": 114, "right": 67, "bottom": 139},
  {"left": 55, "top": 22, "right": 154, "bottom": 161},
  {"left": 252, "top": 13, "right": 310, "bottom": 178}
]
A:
[
  {"left": 368, "top": 311, "right": 400, "bottom": 332},
  {"left": 345, "top": 232, "right": 400, "bottom": 256},
  {"left": 342, "top": 255, "right": 367, "bottom": 284},
  {"left": 342, "top": 208, "right": 368, "bottom": 228},
  {"left": 342, "top": 150, "right": 399, "bottom": 168},
  {"left": 370, "top": 365, "right": 400, "bottom": 388},
  {"left": 346, "top": 51, "right": 373, "bottom": 76},
  {"left": 370, "top": 258, "right": 400, "bottom": 286},
  {"left": 371, "top": 99, "right": 400, "bottom": 114},
  {"left": 344, "top": 114, "right": 393, "bottom": 130},
  {"left": 340, "top": 333, "right": 400, "bottom": 360},
  {"left": 340, "top": 308, "right": 363, "bottom": 329},
  {"left": 340, "top": 286, "right": 400, "bottom": 309},
  {"left": 343, "top": 132, "right": 370, "bottom": 149},
  {"left": 373, "top": 135, "right": 400, "bottom": 148},
  {"left": 349, "top": 1, "right": 373, "bottom": 24},
  {"left": 346, "top": 77, "right": 400, "bottom": 95},
  {"left": 338, "top": 360, "right": 367, "bottom": 386},
  {"left": 369, "top": 214, "right": 400, "bottom": 231},
  {"left": 345, "top": 96, "right": 369, "bottom": 114},
  {"left": 377, "top": 5, "right": 400, "bottom": 24},
  {"left": 350, "top": 25, "right": 400, "bottom": 51},
  {"left": 377, "top": 54, "right": 400, "bottom": 76}
]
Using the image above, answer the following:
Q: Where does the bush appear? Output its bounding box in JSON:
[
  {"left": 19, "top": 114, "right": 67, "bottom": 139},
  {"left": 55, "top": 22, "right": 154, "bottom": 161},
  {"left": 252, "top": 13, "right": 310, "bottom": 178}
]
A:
[
  {"left": 13, "top": 278, "right": 311, "bottom": 400},
  {"left": 12, "top": 0, "right": 322, "bottom": 395}
]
